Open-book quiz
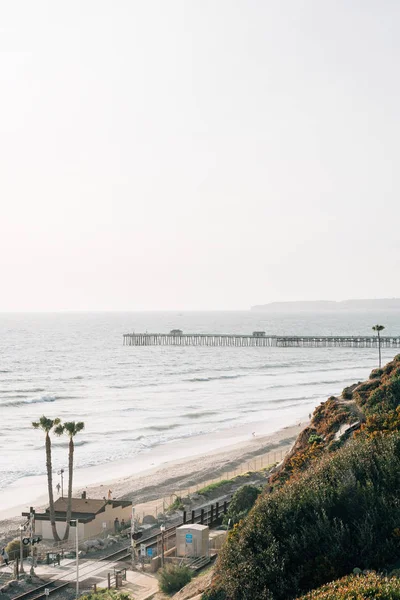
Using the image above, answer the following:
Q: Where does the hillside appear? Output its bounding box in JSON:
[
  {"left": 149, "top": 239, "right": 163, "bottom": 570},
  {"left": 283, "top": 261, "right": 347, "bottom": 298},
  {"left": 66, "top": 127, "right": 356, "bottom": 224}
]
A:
[
  {"left": 202, "top": 354, "right": 400, "bottom": 600},
  {"left": 251, "top": 298, "right": 400, "bottom": 311}
]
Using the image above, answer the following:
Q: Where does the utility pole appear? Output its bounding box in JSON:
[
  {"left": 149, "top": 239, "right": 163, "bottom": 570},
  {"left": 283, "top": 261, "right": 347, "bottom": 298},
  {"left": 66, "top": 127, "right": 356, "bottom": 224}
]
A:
[
  {"left": 160, "top": 525, "right": 165, "bottom": 567},
  {"left": 29, "top": 508, "right": 35, "bottom": 576},
  {"left": 131, "top": 506, "right": 136, "bottom": 571},
  {"left": 70, "top": 519, "right": 79, "bottom": 598}
]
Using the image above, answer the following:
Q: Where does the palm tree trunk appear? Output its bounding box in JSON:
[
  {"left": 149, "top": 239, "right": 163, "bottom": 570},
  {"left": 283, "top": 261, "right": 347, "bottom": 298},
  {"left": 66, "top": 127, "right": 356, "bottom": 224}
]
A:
[
  {"left": 46, "top": 433, "right": 60, "bottom": 541},
  {"left": 63, "top": 437, "right": 74, "bottom": 540},
  {"left": 378, "top": 331, "right": 381, "bottom": 368}
]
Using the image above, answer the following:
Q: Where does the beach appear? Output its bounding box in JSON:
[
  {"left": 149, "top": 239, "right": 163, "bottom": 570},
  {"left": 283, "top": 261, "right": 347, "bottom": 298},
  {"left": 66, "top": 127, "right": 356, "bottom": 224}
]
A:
[
  {"left": 2, "top": 310, "right": 396, "bottom": 548},
  {"left": 0, "top": 419, "right": 305, "bottom": 545}
]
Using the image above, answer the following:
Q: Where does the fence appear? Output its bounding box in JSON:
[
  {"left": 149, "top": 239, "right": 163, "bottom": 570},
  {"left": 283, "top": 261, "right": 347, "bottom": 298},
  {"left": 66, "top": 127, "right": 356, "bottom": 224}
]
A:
[{"left": 134, "top": 446, "right": 290, "bottom": 521}]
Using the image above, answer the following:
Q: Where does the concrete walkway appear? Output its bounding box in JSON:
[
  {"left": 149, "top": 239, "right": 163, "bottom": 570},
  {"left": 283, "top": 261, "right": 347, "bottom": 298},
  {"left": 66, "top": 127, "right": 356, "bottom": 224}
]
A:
[{"left": 31, "top": 555, "right": 159, "bottom": 599}]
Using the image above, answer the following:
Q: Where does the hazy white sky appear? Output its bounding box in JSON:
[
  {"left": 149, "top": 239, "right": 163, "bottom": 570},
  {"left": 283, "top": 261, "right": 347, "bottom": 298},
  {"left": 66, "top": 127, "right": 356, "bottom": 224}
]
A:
[{"left": 1, "top": 1, "right": 399, "bottom": 310}]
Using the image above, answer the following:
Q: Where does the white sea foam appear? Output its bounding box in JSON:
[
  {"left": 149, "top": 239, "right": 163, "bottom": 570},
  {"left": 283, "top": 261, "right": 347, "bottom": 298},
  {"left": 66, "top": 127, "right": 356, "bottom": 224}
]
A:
[{"left": 0, "top": 310, "right": 399, "bottom": 490}]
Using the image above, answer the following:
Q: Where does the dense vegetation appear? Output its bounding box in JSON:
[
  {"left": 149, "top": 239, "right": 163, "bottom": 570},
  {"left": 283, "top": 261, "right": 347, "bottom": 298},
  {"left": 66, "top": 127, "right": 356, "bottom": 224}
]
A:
[
  {"left": 269, "top": 397, "right": 357, "bottom": 487},
  {"left": 203, "top": 355, "right": 400, "bottom": 600},
  {"left": 159, "top": 563, "right": 192, "bottom": 594},
  {"left": 80, "top": 591, "right": 130, "bottom": 600},
  {"left": 296, "top": 572, "right": 400, "bottom": 599},
  {"left": 5, "top": 538, "right": 30, "bottom": 560},
  {"left": 354, "top": 355, "right": 400, "bottom": 437},
  {"left": 222, "top": 484, "right": 261, "bottom": 527}
]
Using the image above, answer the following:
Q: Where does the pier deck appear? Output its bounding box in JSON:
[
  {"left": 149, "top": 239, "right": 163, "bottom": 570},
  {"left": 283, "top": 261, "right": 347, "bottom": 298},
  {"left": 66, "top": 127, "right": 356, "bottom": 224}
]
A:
[{"left": 123, "top": 333, "right": 400, "bottom": 348}]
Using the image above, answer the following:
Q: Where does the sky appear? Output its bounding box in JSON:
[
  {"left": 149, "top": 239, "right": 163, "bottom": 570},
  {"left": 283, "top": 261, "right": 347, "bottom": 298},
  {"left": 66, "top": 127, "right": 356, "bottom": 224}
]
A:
[{"left": 1, "top": 1, "right": 399, "bottom": 311}]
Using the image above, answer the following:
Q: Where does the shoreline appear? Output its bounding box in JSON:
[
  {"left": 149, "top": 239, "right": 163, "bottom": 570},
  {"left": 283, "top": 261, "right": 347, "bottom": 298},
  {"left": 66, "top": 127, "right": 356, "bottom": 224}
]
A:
[{"left": 0, "top": 418, "right": 308, "bottom": 541}]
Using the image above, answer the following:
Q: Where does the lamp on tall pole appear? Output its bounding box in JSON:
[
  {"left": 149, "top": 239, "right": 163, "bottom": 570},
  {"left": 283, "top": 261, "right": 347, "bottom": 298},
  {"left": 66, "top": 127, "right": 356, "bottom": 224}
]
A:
[
  {"left": 372, "top": 324, "right": 385, "bottom": 368},
  {"left": 19, "top": 525, "right": 25, "bottom": 577}
]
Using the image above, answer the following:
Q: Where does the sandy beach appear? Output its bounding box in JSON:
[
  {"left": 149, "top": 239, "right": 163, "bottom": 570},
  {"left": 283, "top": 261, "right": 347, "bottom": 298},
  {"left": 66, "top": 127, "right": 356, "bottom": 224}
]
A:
[{"left": 0, "top": 418, "right": 307, "bottom": 545}]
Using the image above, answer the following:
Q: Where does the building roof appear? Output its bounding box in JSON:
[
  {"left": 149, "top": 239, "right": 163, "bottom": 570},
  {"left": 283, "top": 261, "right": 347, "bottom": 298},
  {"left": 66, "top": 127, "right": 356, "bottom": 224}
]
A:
[
  {"left": 178, "top": 524, "right": 209, "bottom": 531},
  {"left": 22, "top": 497, "right": 131, "bottom": 523},
  {"left": 53, "top": 497, "right": 106, "bottom": 514}
]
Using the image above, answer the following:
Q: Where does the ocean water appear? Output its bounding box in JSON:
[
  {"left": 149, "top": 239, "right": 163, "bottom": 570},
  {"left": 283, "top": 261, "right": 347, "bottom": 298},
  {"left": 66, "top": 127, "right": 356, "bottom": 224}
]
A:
[{"left": 0, "top": 311, "right": 399, "bottom": 494}]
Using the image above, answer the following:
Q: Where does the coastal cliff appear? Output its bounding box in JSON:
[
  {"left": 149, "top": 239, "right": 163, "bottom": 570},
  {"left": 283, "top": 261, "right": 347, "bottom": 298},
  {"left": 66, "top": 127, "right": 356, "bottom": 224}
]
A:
[
  {"left": 251, "top": 298, "right": 400, "bottom": 311},
  {"left": 202, "top": 354, "right": 400, "bottom": 600}
]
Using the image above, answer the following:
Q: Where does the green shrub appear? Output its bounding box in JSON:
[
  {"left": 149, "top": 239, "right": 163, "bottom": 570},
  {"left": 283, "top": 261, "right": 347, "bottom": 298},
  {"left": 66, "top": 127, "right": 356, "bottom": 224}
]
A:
[
  {"left": 198, "top": 480, "right": 231, "bottom": 496},
  {"left": 214, "top": 434, "right": 400, "bottom": 600},
  {"left": 390, "top": 569, "right": 400, "bottom": 578},
  {"left": 296, "top": 572, "right": 400, "bottom": 599},
  {"left": 80, "top": 591, "right": 130, "bottom": 600},
  {"left": 5, "top": 538, "right": 30, "bottom": 560},
  {"left": 159, "top": 563, "right": 192, "bottom": 594},
  {"left": 342, "top": 387, "right": 353, "bottom": 399},
  {"left": 370, "top": 368, "right": 384, "bottom": 379},
  {"left": 327, "top": 440, "right": 342, "bottom": 453},
  {"left": 222, "top": 485, "right": 261, "bottom": 527},
  {"left": 167, "top": 496, "right": 184, "bottom": 512},
  {"left": 202, "top": 588, "right": 227, "bottom": 600},
  {"left": 308, "top": 433, "right": 323, "bottom": 445}
]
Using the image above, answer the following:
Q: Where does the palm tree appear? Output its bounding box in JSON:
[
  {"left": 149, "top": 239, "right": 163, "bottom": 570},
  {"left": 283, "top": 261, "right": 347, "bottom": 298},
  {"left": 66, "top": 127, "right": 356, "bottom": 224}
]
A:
[
  {"left": 32, "top": 416, "right": 61, "bottom": 541},
  {"left": 55, "top": 421, "right": 85, "bottom": 541},
  {"left": 372, "top": 324, "right": 385, "bottom": 368}
]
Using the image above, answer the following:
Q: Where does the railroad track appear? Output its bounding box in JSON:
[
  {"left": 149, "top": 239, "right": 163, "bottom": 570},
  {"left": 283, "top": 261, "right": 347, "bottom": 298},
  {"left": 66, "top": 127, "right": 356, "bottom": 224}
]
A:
[
  {"left": 9, "top": 498, "right": 231, "bottom": 600},
  {"left": 102, "top": 497, "right": 232, "bottom": 557},
  {"left": 11, "top": 581, "right": 70, "bottom": 600}
]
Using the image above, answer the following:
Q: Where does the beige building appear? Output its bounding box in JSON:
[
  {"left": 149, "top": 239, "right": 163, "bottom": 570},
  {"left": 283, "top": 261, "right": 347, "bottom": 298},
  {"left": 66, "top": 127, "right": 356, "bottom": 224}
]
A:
[{"left": 24, "top": 496, "right": 132, "bottom": 542}]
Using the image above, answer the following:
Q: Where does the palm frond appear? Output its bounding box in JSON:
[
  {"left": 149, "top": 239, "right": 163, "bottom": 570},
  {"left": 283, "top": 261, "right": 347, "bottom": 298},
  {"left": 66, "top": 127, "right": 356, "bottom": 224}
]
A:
[
  {"left": 54, "top": 424, "right": 64, "bottom": 436},
  {"left": 64, "top": 421, "right": 85, "bottom": 436}
]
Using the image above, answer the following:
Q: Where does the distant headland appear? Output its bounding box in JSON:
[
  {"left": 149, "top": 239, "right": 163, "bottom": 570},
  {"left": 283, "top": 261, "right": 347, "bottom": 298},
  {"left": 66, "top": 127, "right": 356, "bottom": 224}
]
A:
[{"left": 251, "top": 298, "right": 400, "bottom": 312}]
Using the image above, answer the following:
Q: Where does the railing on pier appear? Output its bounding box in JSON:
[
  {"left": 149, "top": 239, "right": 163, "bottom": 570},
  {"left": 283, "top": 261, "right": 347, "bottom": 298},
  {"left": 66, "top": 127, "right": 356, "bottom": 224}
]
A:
[{"left": 123, "top": 333, "right": 400, "bottom": 348}]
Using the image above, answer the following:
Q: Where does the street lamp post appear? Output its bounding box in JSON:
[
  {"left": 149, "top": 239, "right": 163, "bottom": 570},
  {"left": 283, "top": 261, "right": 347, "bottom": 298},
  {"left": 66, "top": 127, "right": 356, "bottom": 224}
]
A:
[
  {"left": 19, "top": 526, "right": 25, "bottom": 577},
  {"left": 372, "top": 324, "right": 385, "bottom": 368}
]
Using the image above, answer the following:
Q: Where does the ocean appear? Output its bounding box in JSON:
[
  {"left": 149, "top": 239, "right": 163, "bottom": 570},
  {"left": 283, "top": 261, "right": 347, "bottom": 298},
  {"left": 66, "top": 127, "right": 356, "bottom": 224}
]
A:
[{"left": 0, "top": 311, "right": 399, "bottom": 495}]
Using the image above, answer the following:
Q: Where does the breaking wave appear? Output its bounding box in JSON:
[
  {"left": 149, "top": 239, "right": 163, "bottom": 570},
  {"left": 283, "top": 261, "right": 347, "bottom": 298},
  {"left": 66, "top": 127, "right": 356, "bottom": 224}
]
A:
[
  {"left": 186, "top": 374, "right": 244, "bottom": 383},
  {"left": 1, "top": 395, "right": 57, "bottom": 408},
  {"left": 182, "top": 411, "right": 219, "bottom": 419}
]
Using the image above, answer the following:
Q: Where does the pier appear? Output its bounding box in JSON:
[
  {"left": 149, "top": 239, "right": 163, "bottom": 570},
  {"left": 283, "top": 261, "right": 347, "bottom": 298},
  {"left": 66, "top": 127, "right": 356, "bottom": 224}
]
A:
[{"left": 123, "top": 331, "right": 400, "bottom": 348}]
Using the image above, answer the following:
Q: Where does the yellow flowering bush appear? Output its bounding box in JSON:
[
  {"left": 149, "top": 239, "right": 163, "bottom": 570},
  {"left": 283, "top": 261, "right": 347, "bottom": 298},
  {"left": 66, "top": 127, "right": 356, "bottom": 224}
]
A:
[{"left": 296, "top": 572, "right": 400, "bottom": 599}]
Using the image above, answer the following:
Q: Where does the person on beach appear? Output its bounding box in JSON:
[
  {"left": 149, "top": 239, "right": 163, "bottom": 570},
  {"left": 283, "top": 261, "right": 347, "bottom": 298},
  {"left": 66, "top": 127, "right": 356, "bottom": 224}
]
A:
[
  {"left": 56, "top": 483, "right": 61, "bottom": 495},
  {"left": 108, "top": 489, "right": 112, "bottom": 500},
  {"left": 1, "top": 548, "right": 9, "bottom": 566}
]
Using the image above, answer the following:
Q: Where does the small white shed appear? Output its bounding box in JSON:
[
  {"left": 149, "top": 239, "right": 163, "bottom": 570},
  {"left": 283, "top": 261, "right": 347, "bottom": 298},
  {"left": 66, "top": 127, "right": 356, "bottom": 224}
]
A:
[{"left": 176, "top": 524, "right": 209, "bottom": 557}]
